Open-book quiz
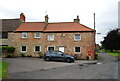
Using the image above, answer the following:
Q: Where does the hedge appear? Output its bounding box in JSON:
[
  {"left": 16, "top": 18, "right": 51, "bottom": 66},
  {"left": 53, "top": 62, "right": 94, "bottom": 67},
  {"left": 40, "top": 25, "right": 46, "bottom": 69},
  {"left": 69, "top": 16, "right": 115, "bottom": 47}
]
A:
[{"left": 0, "top": 46, "right": 15, "bottom": 53}]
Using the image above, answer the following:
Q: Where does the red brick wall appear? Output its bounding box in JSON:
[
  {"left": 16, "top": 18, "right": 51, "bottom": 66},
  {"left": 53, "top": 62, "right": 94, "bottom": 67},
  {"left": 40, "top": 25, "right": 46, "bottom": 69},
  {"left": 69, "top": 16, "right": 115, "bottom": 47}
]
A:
[{"left": 12, "top": 32, "right": 95, "bottom": 59}]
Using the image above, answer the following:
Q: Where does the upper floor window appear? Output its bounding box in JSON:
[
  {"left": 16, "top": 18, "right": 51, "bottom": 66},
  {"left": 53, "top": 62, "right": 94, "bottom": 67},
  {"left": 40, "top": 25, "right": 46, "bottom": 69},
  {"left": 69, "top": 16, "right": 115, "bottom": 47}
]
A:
[
  {"left": 74, "top": 34, "right": 81, "bottom": 41},
  {"left": 22, "top": 32, "right": 27, "bottom": 38},
  {"left": 48, "top": 35, "right": 54, "bottom": 41},
  {"left": 34, "top": 32, "right": 40, "bottom": 38}
]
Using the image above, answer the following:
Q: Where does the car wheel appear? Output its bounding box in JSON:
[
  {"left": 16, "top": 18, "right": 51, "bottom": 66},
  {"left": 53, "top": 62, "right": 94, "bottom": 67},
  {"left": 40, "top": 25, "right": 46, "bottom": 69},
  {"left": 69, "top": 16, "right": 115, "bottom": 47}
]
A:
[
  {"left": 45, "top": 57, "right": 50, "bottom": 61},
  {"left": 66, "top": 58, "right": 71, "bottom": 63}
]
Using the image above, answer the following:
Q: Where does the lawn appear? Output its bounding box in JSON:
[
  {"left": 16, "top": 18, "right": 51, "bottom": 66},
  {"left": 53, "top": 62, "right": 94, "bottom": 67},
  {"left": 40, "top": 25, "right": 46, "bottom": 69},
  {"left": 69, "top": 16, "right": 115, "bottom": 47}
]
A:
[
  {"left": 107, "top": 52, "right": 120, "bottom": 56},
  {"left": 102, "top": 50, "right": 120, "bottom": 56},
  {"left": 0, "top": 61, "right": 8, "bottom": 79}
]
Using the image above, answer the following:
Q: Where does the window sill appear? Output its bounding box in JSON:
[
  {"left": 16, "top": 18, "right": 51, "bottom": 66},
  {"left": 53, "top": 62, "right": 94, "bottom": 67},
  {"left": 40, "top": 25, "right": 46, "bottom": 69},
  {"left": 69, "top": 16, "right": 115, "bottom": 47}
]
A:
[
  {"left": 48, "top": 40, "right": 55, "bottom": 42},
  {"left": 74, "top": 52, "right": 81, "bottom": 54},
  {"left": 21, "top": 51, "right": 27, "bottom": 53},
  {"left": 34, "top": 37, "right": 41, "bottom": 39},
  {"left": 74, "top": 40, "right": 81, "bottom": 41},
  {"left": 34, "top": 51, "right": 41, "bottom": 53}
]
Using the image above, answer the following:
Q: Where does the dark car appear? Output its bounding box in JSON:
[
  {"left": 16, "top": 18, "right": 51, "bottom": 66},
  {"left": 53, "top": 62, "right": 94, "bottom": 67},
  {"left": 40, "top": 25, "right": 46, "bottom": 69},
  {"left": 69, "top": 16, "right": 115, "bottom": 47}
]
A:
[{"left": 44, "top": 50, "right": 75, "bottom": 63}]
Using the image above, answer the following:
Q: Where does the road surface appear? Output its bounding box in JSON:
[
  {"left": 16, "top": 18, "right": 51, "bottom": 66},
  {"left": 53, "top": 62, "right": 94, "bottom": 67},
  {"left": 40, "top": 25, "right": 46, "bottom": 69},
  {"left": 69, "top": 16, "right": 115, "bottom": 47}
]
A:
[{"left": 7, "top": 53, "right": 119, "bottom": 79}]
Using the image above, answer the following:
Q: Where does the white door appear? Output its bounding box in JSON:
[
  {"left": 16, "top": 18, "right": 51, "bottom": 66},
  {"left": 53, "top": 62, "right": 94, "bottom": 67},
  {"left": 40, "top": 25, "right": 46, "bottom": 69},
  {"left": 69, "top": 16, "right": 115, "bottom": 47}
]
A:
[{"left": 59, "top": 47, "right": 64, "bottom": 52}]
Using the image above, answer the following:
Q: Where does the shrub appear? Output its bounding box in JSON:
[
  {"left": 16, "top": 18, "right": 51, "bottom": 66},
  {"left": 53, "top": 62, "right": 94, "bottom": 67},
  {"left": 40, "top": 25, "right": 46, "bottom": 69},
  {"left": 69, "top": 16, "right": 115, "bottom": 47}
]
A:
[
  {"left": 20, "top": 53, "right": 26, "bottom": 57},
  {"left": 0, "top": 46, "right": 15, "bottom": 58},
  {"left": 27, "top": 55, "right": 32, "bottom": 57},
  {"left": 86, "top": 55, "right": 89, "bottom": 60},
  {"left": 38, "top": 52, "right": 43, "bottom": 58},
  {"left": 0, "top": 46, "right": 15, "bottom": 53},
  {"left": 7, "top": 46, "right": 15, "bottom": 53}
]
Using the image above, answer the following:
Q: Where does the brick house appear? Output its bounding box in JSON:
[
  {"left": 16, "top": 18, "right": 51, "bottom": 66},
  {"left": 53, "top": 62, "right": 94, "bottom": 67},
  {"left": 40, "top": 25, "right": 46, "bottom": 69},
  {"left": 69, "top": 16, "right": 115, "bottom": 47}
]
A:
[
  {"left": 0, "top": 13, "right": 25, "bottom": 46},
  {"left": 12, "top": 14, "right": 95, "bottom": 59}
]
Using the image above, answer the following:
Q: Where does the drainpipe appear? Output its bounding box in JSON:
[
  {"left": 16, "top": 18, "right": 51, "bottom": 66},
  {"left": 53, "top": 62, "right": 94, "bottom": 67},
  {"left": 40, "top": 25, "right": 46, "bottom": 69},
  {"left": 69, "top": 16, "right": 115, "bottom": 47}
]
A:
[{"left": 94, "top": 13, "right": 96, "bottom": 60}]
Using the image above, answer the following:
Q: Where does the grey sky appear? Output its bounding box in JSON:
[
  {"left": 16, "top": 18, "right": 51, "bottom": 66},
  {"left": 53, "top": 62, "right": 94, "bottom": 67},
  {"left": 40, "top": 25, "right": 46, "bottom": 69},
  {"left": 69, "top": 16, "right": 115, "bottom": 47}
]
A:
[{"left": 0, "top": 0, "right": 119, "bottom": 45}]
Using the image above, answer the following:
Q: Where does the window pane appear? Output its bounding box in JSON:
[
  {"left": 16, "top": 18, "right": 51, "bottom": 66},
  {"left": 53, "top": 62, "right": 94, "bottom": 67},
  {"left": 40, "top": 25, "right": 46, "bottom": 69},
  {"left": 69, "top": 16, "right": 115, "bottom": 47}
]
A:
[
  {"left": 22, "top": 46, "right": 26, "bottom": 51},
  {"left": 75, "top": 47, "right": 80, "bottom": 52},
  {"left": 48, "top": 35, "right": 54, "bottom": 40},
  {"left": 2, "top": 32, "right": 8, "bottom": 38},
  {"left": 75, "top": 34, "right": 80, "bottom": 40},
  {"left": 35, "top": 32, "right": 40, "bottom": 38},
  {"left": 58, "top": 51, "right": 63, "bottom": 54},
  {"left": 48, "top": 47, "right": 54, "bottom": 51},
  {"left": 22, "top": 32, "right": 27, "bottom": 38},
  {"left": 35, "top": 46, "right": 40, "bottom": 51}
]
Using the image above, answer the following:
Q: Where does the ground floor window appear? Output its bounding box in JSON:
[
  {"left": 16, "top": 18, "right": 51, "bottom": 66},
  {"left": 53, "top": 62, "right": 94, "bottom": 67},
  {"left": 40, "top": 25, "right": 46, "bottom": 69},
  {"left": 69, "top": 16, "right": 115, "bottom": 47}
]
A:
[
  {"left": 48, "top": 46, "right": 55, "bottom": 51},
  {"left": 34, "top": 46, "right": 41, "bottom": 52},
  {"left": 59, "top": 46, "right": 65, "bottom": 52},
  {"left": 74, "top": 47, "right": 81, "bottom": 53},
  {"left": 21, "top": 46, "right": 27, "bottom": 52}
]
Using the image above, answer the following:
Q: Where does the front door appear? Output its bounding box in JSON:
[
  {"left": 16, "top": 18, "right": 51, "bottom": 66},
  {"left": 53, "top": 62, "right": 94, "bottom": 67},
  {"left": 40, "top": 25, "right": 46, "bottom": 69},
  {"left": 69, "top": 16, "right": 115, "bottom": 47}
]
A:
[{"left": 59, "top": 47, "right": 64, "bottom": 52}]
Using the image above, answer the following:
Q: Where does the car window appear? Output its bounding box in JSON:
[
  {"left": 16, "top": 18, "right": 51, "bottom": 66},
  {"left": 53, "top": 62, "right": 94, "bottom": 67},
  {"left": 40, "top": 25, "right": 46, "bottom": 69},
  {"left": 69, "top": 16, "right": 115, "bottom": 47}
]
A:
[
  {"left": 57, "top": 51, "right": 63, "bottom": 54},
  {"left": 49, "top": 51, "right": 56, "bottom": 54}
]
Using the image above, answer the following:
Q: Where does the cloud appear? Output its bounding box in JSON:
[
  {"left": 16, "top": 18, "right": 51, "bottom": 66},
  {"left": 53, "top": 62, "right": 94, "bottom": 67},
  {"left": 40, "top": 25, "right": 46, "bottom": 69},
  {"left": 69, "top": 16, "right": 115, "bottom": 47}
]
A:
[{"left": 0, "top": 0, "right": 119, "bottom": 45}]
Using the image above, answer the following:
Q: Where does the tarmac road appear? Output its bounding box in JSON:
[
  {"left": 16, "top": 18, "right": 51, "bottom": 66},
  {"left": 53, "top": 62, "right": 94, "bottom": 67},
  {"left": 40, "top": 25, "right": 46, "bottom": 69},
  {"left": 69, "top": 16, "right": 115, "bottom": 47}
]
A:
[{"left": 6, "top": 53, "right": 119, "bottom": 79}]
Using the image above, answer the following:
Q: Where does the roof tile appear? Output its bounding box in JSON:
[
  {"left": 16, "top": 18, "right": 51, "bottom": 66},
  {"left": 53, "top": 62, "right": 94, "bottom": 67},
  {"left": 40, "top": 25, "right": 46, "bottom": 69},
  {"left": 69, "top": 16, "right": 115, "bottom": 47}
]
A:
[{"left": 16, "top": 22, "right": 94, "bottom": 32}]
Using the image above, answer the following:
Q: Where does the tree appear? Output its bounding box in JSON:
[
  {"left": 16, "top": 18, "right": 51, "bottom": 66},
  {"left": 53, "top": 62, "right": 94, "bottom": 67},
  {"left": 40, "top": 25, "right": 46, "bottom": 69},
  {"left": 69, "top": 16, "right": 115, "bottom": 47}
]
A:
[{"left": 101, "top": 28, "right": 120, "bottom": 51}]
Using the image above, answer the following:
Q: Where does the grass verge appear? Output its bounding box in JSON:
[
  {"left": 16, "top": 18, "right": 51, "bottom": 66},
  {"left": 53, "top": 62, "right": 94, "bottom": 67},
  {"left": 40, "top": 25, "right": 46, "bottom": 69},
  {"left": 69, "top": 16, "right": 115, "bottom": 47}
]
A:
[
  {"left": 102, "top": 50, "right": 120, "bottom": 57},
  {"left": 107, "top": 52, "right": 120, "bottom": 56},
  {"left": 0, "top": 61, "right": 8, "bottom": 79}
]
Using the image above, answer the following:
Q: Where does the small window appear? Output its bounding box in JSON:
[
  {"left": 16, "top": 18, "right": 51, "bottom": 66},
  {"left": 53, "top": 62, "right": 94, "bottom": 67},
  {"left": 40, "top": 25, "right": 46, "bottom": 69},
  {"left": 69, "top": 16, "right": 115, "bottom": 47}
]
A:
[
  {"left": 34, "top": 46, "right": 41, "bottom": 52},
  {"left": 48, "top": 35, "right": 54, "bottom": 41},
  {"left": 74, "top": 34, "right": 81, "bottom": 41},
  {"left": 22, "top": 32, "right": 27, "bottom": 38},
  {"left": 74, "top": 47, "right": 81, "bottom": 53},
  {"left": 21, "top": 46, "right": 27, "bottom": 52},
  {"left": 48, "top": 47, "right": 55, "bottom": 51},
  {"left": 2, "top": 32, "right": 8, "bottom": 38},
  {"left": 34, "top": 32, "right": 40, "bottom": 38}
]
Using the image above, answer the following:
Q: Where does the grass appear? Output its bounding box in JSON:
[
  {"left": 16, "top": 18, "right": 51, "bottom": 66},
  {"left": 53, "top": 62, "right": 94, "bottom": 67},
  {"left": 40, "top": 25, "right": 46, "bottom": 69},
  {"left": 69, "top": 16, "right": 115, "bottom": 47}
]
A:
[
  {"left": 96, "top": 51, "right": 100, "bottom": 53},
  {"left": 102, "top": 50, "right": 120, "bottom": 56},
  {"left": 0, "top": 61, "right": 8, "bottom": 79},
  {"left": 107, "top": 52, "right": 120, "bottom": 56}
]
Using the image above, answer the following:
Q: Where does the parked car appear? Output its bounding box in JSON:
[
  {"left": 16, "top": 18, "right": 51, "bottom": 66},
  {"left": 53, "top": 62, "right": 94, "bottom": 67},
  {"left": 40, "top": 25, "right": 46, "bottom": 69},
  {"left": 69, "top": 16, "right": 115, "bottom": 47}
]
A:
[{"left": 44, "top": 50, "right": 75, "bottom": 63}]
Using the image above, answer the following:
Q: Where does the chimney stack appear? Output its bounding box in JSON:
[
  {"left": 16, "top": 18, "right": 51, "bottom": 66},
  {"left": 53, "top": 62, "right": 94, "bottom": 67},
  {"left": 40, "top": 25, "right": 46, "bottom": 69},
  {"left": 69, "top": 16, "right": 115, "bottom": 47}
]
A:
[
  {"left": 45, "top": 15, "right": 49, "bottom": 25},
  {"left": 44, "top": 15, "right": 49, "bottom": 30},
  {"left": 74, "top": 15, "right": 80, "bottom": 23},
  {"left": 20, "top": 13, "right": 26, "bottom": 22}
]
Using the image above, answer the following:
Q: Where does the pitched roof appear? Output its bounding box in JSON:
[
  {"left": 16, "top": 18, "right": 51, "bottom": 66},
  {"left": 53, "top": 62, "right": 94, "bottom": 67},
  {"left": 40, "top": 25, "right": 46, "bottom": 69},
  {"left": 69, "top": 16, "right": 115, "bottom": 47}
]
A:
[
  {"left": 16, "top": 22, "right": 94, "bottom": 32},
  {"left": 16, "top": 22, "right": 45, "bottom": 31},
  {"left": 44, "top": 22, "right": 94, "bottom": 32},
  {"left": 1, "top": 19, "right": 22, "bottom": 32}
]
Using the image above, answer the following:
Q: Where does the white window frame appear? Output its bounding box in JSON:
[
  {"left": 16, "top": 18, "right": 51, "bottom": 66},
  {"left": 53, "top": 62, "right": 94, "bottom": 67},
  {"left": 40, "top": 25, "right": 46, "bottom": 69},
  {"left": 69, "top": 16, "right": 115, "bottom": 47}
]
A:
[
  {"left": 74, "top": 47, "right": 81, "bottom": 54},
  {"left": 21, "top": 45, "right": 27, "bottom": 52},
  {"left": 47, "top": 46, "right": 55, "bottom": 51},
  {"left": 34, "top": 45, "right": 41, "bottom": 52},
  {"left": 74, "top": 34, "right": 81, "bottom": 41},
  {"left": 59, "top": 46, "right": 65, "bottom": 53},
  {"left": 34, "top": 32, "right": 40, "bottom": 38},
  {"left": 22, "top": 32, "right": 27, "bottom": 38},
  {"left": 48, "top": 34, "right": 54, "bottom": 41}
]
